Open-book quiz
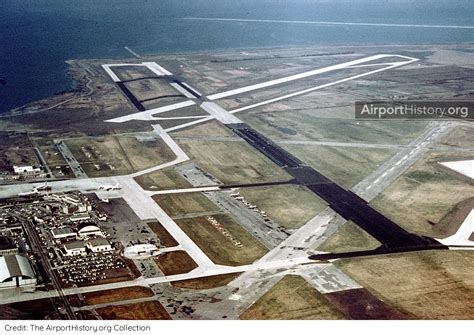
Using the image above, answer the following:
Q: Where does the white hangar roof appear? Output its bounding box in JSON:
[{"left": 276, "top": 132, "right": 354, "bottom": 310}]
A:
[{"left": 0, "top": 255, "right": 35, "bottom": 283}]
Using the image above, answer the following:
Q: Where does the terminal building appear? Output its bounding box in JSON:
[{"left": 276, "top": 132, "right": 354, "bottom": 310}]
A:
[{"left": 0, "top": 255, "right": 37, "bottom": 290}]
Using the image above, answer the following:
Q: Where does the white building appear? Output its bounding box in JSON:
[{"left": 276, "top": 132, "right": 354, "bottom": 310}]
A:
[
  {"left": 51, "top": 227, "right": 77, "bottom": 240},
  {"left": 123, "top": 244, "right": 159, "bottom": 259},
  {"left": 87, "top": 238, "right": 112, "bottom": 253},
  {"left": 0, "top": 255, "right": 37, "bottom": 290},
  {"left": 13, "top": 165, "right": 41, "bottom": 174},
  {"left": 63, "top": 240, "right": 86, "bottom": 256},
  {"left": 77, "top": 223, "right": 104, "bottom": 238},
  {"left": 46, "top": 192, "right": 92, "bottom": 214},
  {"left": 70, "top": 213, "right": 91, "bottom": 222}
]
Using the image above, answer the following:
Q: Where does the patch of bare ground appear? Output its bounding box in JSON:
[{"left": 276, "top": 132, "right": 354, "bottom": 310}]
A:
[
  {"left": 433, "top": 197, "right": 474, "bottom": 238},
  {"left": 324, "top": 288, "right": 411, "bottom": 320},
  {"left": 336, "top": 250, "right": 474, "bottom": 319},
  {"left": 176, "top": 214, "right": 268, "bottom": 266},
  {"left": 172, "top": 273, "right": 240, "bottom": 290},
  {"left": 240, "top": 275, "right": 346, "bottom": 320},
  {"left": 96, "top": 301, "right": 171, "bottom": 320},
  {"left": 318, "top": 221, "right": 381, "bottom": 253},
  {"left": 134, "top": 168, "right": 192, "bottom": 191},
  {"left": 153, "top": 192, "right": 219, "bottom": 217},
  {"left": 371, "top": 151, "right": 474, "bottom": 237},
  {"left": 83, "top": 286, "right": 154, "bottom": 305},
  {"left": 147, "top": 221, "right": 178, "bottom": 247},
  {"left": 155, "top": 251, "right": 198, "bottom": 276}
]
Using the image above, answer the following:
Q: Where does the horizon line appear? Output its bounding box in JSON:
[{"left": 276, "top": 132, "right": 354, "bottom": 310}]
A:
[{"left": 185, "top": 17, "right": 474, "bottom": 30}]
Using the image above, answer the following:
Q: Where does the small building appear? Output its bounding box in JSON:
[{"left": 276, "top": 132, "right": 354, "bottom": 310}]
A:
[
  {"left": 13, "top": 165, "right": 42, "bottom": 175},
  {"left": 47, "top": 193, "right": 92, "bottom": 214},
  {"left": 0, "top": 255, "right": 37, "bottom": 290},
  {"left": 123, "top": 244, "right": 159, "bottom": 259},
  {"left": 77, "top": 222, "right": 104, "bottom": 238},
  {"left": 0, "top": 236, "right": 19, "bottom": 256},
  {"left": 87, "top": 238, "right": 112, "bottom": 253},
  {"left": 51, "top": 227, "right": 77, "bottom": 240},
  {"left": 62, "top": 240, "right": 86, "bottom": 257},
  {"left": 70, "top": 213, "right": 91, "bottom": 222}
]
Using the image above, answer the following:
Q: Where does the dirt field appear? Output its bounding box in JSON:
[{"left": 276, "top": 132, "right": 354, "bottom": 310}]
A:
[
  {"left": 436, "top": 125, "right": 473, "bottom": 149},
  {"left": 318, "top": 221, "right": 381, "bottom": 253},
  {"left": 96, "top": 301, "right": 171, "bottom": 320},
  {"left": 38, "top": 145, "right": 75, "bottom": 178},
  {"left": 65, "top": 135, "right": 175, "bottom": 177},
  {"left": 134, "top": 167, "right": 192, "bottom": 191},
  {"left": 147, "top": 221, "right": 178, "bottom": 247},
  {"left": 433, "top": 197, "right": 474, "bottom": 238},
  {"left": 112, "top": 66, "right": 157, "bottom": 81},
  {"left": 240, "top": 275, "right": 346, "bottom": 320},
  {"left": 371, "top": 151, "right": 474, "bottom": 236},
  {"left": 1, "top": 298, "right": 60, "bottom": 320},
  {"left": 173, "top": 120, "right": 235, "bottom": 138},
  {"left": 0, "top": 132, "right": 31, "bottom": 149},
  {"left": 0, "top": 148, "right": 38, "bottom": 169},
  {"left": 337, "top": 250, "right": 474, "bottom": 319},
  {"left": 177, "top": 139, "right": 292, "bottom": 184},
  {"left": 325, "top": 288, "right": 410, "bottom": 320},
  {"left": 153, "top": 192, "right": 219, "bottom": 217},
  {"left": 176, "top": 214, "right": 268, "bottom": 266},
  {"left": 0, "top": 132, "right": 38, "bottom": 172},
  {"left": 282, "top": 144, "right": 396, "bottom": 188},
  {"left": 39, "top": 145, "right": 66, "bottom": 166},
  {"left": 83, "top": 286, "right": 154, "bottom": 305},
  {"left": 172, "top": 273, "right": 240, "bottom": 290},
  {"left": 125, "top": 78, "right": 179, "bottom": 101},
  {"left": 155, "top": 251, "right": 198, "bottom": 276},
  {"left": 239, "top": 184, "right": 327, "bottom": 229}
]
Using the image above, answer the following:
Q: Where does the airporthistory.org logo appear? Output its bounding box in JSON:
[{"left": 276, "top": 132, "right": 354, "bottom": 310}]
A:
[{"left": 355, "top": 100, "right": 474, "bottom": 120}]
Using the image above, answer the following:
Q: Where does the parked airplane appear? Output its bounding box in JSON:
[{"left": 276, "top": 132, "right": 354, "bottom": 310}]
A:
[
  {"left": 97, "top": 182, "right": 121, "bottom": 191},
  {"left": 18, "top": 183, "right": 52, "bottom": 197},
  {"left": 18, "top": 188, "right": 39, "bottom": 197}
]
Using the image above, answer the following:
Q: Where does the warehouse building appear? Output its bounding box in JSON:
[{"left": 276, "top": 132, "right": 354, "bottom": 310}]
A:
[
  {"left": 51, "top": 227, "right": 77, "bottom": 240},
  {"left": 62, "top": 240, "right": 86, "bottom": 257},
  {"left": 0, "top": 255, "right": 37, "bottom": 290},
  {"left": 77, "top": 223, "right": 104, "bottom": 238},
  {"left": 87, "top": 238, "right": 112, "bottom": 253}
]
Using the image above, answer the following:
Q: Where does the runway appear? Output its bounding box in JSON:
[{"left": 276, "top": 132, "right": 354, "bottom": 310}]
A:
[
  {"left": 226, "top": 122, "right": 442, "bottom": 249},
  {"left": 103, "top": 54, "right": 418, "bottom": 125}
]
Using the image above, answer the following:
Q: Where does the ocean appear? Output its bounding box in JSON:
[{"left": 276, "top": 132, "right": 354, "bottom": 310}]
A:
[{"left": 0, "top": 0, "right": 473, "bottom": 113}]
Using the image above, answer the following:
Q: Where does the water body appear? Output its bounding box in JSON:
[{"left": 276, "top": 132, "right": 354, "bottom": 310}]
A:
[{"left": 1, "top": 0, "right": 473, "bottom": 113}]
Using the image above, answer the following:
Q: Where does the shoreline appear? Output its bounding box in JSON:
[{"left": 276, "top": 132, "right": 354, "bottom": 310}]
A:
[{"left": 1, "top": 42, "right": 473, "bottom": 118}]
